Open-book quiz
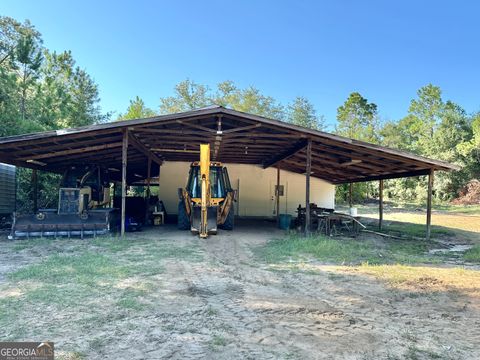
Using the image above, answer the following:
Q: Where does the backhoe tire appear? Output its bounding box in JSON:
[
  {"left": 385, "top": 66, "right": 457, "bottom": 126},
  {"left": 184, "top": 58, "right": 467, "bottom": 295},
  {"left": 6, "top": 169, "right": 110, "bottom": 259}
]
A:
[
  {"left": 220, "top": 206, "right": 234, "bottom": 230},
  {"left": 177, "top": 201, "right": 190, "bottom": 230}
]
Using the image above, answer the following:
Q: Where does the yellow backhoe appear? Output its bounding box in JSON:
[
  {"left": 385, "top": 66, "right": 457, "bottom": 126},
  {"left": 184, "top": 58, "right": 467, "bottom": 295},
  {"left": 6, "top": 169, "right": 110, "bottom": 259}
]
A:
[{"left": 178, "top": 144, "right": 235, "bottom": 238}]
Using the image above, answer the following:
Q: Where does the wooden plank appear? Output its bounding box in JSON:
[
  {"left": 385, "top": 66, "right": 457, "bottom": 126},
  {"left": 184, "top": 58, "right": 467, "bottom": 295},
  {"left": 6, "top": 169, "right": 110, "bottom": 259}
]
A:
[
  {"left": 145, "top": 156, "right": 152, "bottom": 224},
  {"left": 263, "top": 139, "right": 308, "bottom": 169},
  {"left": 121, "top": 129, "right": 128, "bottom": 238},
  {"left": 176, "top": 120, "right": 217, "bottom": 133},
  {"left": 340, "top": 168, "right": 432, "bottom": 184},
  {"left": 13, "top": 135, "right": 123, "bottom": 156},
  {"left": 32, "top": 169, "right": 38, "bottom": 212},
  {"left": 224, "top": 132, "right": 301, "bottom": 139},
  {"left": 282, "top": 158, "right": 354, "bottom": 178},
  {"left": 286, "top": 153, "right": 372, "bottom": 176},
  {"left": 276, "top": 166, "right": 280, "bottom": 227},
  {"left": 305, "top": 139, "right": 312, "bottom": 237},
  {"left": 128, "top": 132, "right": 163, "bottom": 166},
  {"left": 18, "top": 142, "right": 123, "bottom": 161},
  {"left": 314, "top": 137, "right": 446, "bottom": 170},
  {"left": 0, "top": 128, "right": 121, "bottom": 149},
  {"left": 426, "top": 169, "right": 434, "bottom": 240},
  {"left": 311, "top": 142, "right": 401, "bottom": 171},
  {"left": 379, "top": 179, "right": 384, "bottom": 230},
  {"left": 349, "top": 183, "right": 353, "bottom": 208},
  {"left": 221, "top": 123, "right": 262, "bottom": 134}
]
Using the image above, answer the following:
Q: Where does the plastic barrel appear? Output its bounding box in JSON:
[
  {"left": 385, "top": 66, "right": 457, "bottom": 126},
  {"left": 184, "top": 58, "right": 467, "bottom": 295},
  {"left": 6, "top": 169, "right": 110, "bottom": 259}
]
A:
[{"left": 278, "top": 214, "right": 292, "bottom": 230}]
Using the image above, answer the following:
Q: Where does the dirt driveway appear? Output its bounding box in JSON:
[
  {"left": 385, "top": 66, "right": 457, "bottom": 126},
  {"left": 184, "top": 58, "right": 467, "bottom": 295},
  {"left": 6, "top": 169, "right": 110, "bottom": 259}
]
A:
[{"left": 0, "top": 220, "right": 479, "bottom": 359}]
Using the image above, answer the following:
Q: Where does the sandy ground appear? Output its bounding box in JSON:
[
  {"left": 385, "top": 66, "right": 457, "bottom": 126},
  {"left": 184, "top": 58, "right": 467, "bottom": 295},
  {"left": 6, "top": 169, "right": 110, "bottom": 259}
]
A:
[{"left": 0, "top": 221, "right": 479, "bottom": 359}]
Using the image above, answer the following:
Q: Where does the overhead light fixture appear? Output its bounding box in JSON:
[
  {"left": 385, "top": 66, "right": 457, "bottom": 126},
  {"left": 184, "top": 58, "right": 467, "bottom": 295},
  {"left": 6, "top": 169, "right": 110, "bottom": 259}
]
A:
[
  {"left": 108, "top": 168, "right": 120, "bottom": 172},
  {"left": 26, "top": 159, "right": 47, "bottom": 166}
]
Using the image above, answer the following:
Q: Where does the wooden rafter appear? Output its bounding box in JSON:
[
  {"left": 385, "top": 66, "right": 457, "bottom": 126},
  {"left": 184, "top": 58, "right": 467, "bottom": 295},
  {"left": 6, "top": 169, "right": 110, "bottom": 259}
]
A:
[
  {"left": 128, "top": 132, "right": 163, "bottom": 166},
  {"left": 263, "top": 139, "right": 308, "bottom": 169}
]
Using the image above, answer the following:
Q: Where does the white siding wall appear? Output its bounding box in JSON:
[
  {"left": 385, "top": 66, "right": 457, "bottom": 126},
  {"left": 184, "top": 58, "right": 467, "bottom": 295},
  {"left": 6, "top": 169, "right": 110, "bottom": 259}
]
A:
[{"left": 158, "top": 161, "right": 335, "bottom": 217}]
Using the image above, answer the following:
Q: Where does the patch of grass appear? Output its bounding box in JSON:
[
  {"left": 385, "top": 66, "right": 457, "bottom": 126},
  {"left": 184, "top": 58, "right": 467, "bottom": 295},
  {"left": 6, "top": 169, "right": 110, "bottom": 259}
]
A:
[
  {"left": 116, "top": 288, "right": 148, "bottom": 310},
  {"left": 256, "top": 234, "right": 383, "bottom": 265},
  {"left": 368, "top": 222, "right": 453, "bottom": 239},
  {"left": 209, "top": 334, "right": 227, "bottom": 350},
  {"left": 464, "top": 245, "right": 480, "bottom": 262},
  {"left": 206, "top": 306, "right": 218, "bottom": 316},
  {"left": 256, "top": 234, "right": 443, "bottom": 266},
  {"left": 405, "top": 345, "right": 444, "bottom": 360},
  {"left": 90, "top": 237, "right": 135, "bottom": 252},
  {"left": 433, "top": 204, "right": 480, "bottom": 215},
  {"left": 9, "top": 252, "right": 129, "bottom": 285},
  {"left": 11, "top": 237, "right": 56, "bottom": 251}
]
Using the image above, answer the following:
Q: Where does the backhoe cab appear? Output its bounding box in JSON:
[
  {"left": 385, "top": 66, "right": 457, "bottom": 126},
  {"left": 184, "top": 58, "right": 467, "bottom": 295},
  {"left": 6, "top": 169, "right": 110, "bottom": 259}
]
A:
[{"left": 178, "top": 144, "right": 235, "bottom": 238}]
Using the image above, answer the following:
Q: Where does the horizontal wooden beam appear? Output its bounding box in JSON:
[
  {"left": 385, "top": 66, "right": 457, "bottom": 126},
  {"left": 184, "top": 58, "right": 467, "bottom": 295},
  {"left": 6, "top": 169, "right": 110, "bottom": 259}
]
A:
[
  {"left": 176, "top": 120, "right": 217, "bottom": 133},
  {"left": 18, "top": 142, "right": 123, "bottom": 161},
  {"left": 336, "top": 168, "right": 433, "bottom": 184},
  {"left": 221, "top": 123, "right": 262, "bottom": 134},
  {"left": 0, "top": 128, "right": 121, "bottom": 150}
]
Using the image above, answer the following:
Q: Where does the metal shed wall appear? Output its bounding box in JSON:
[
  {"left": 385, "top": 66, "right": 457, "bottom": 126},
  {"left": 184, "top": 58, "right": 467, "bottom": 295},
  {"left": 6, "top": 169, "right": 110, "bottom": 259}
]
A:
[{"left": 0, "top": 163, "right": 16, "bottom": 214}]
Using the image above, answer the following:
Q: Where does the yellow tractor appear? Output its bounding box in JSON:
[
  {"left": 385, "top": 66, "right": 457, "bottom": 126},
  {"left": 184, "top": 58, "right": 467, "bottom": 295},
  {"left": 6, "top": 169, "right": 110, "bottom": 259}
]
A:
[{"left": 178, "top": 144, "right": 235, "bottom": 237}]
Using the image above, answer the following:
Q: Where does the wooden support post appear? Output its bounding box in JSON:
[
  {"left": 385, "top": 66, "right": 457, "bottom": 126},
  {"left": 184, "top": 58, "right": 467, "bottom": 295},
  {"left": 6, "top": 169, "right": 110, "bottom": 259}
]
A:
[
  {"left": 426, "top": 169, "right": 434, "bottom": 240},
  {"left": 32, "top": 169, "right": 38, "bottom": 212},
  {"left": 379, "top": 179, "right": 384, "bottom": 230},
  {"left": 145, "top": 156, "right": 152, "bottom": 225},
  {"left": 276, "top": 166, "right": 280, "bottom": 227},
  {"left": 305, "top": 139, "right": 312, "bottom": 236},
  {"left": 157, "top": 164, "right": 161, "bottom": 201},
  {"left": 349, "top": 183, "right": 353, "bottom": 208},
  {"left": 112, "top": 182, "right": 116, "bottom": 207},
  {"left": 121, "top": 129, "right": 129, "bottom": 238}
]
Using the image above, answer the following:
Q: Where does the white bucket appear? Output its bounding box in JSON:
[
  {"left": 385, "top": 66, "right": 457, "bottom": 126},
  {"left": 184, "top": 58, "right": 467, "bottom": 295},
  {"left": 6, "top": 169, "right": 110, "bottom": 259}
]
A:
[{"left": 349, "top": 207, "right": 358, "bottom": 217}]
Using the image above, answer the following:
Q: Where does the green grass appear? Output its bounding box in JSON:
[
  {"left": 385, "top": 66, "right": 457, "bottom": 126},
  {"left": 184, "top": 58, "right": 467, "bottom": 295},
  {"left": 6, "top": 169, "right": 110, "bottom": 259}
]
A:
[
  {"left": 348, "top": 202, "right": 480, "bottom": 215},
  {"left": 256, "top": 233, "right": 443, "bottom": 265},
  {"left": 91, "top": 236, "right": 203, "bottom": 261},
  {"left": 431, "top": 204, "right": 480, "bottom": 215},
  {"left": 366, "top": 222, "right": 453, "bottom": 239},
  {"left": 209, "top": 334, "right": 228, "bottom": 351},
  {"left": 464, "top": 245, "right": 480, "bottom": 262},
  {"left": 0, "top": 236, "right": 203, "bottom": 341},
  {"left": 115, "top": 287, "right": 150, "bottom": 310},
  {"left": 10, "top": 252, "right": 130, "bottom": 284}
]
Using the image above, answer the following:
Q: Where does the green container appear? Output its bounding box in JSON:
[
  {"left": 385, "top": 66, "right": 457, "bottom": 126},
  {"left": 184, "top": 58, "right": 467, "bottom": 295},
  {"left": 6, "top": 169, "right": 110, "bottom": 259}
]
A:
[{"left": 278, "top": 214, "right": 292, "bottom": 230}]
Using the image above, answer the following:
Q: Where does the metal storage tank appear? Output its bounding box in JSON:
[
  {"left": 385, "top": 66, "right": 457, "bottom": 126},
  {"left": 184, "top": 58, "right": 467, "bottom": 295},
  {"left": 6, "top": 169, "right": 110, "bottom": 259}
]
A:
[{"left": 0, "top": 163, "right": 16, "bottom": 215}]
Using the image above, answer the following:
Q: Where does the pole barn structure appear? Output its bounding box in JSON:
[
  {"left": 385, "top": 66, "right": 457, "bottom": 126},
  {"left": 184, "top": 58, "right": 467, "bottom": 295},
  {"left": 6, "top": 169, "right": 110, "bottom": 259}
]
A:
[{"left": 0, "top": 106, "right": 458, "bottom": 239}]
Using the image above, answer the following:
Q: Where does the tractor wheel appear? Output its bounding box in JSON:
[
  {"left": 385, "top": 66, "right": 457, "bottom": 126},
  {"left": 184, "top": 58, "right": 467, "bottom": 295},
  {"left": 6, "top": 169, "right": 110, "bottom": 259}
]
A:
[
  {"left": 220, "top": 206, "right": 234, "bottom": 230},
  {"left": 177, "top": 201, "right": 190, "bottom": 230}
]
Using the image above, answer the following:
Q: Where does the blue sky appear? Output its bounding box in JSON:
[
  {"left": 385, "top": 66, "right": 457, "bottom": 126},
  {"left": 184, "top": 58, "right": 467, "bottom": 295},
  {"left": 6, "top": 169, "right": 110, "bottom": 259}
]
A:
[{"left": 2, "top": 0, "right": 479, "bottom": 128}]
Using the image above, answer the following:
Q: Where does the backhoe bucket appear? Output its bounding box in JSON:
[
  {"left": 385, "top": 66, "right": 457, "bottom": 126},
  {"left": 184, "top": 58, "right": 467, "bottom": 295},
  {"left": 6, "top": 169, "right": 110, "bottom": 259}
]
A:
[{"left": 191, "top": 206, "right": 217, "bottom": 236}]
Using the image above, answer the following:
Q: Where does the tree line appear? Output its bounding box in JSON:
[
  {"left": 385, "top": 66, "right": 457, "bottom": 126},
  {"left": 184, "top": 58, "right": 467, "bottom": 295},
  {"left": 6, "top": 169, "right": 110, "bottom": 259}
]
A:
[
  {"left": 120, "top": 79, "right": 479, "bottom": 204},
  {"left": 0, "top": 17, "right": 107, "bottom": 211},
  {"left": 1, "top": 16, "right": 478, "bottom": 211}
]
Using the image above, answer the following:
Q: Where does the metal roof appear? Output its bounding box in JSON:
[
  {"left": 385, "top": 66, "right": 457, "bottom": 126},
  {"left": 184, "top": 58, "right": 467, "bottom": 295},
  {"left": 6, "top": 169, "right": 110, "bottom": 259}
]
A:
[{"left": 0, "top": 106, "right": 458, "bottom": 184}]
